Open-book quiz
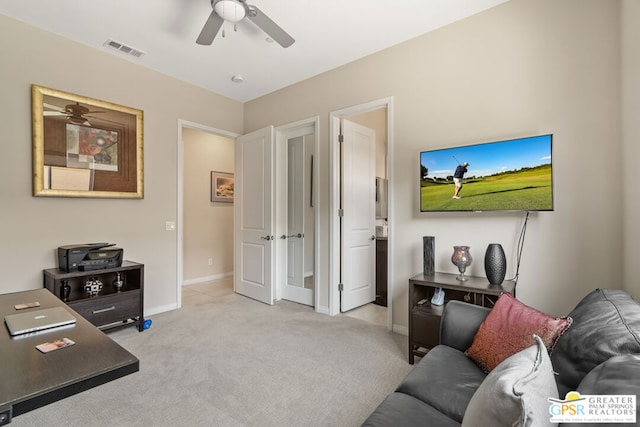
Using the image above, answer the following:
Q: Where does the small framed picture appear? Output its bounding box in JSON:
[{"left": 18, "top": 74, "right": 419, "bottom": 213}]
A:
[{"left": 211, "top": 171, "right": 234, "bottom": 203}]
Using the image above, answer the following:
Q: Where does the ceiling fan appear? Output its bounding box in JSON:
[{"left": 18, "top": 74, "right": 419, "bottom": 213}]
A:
[
  {"left": 196, "top": 0, "right": 295, "bottom": 48},
  {"left": 43, "top": 102, "right": 104, "bottom": 126}
]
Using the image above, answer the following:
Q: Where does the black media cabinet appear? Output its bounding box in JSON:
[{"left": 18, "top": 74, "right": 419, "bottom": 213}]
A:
[
  {"left": 43, "top": 260, "right": 145, "bottom": 332},
  {"left": 408, "top": 272, "right": 515, "bottom": 364}
]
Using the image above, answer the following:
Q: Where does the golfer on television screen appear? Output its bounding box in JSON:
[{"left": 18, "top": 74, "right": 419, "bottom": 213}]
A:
[{"left": 453, "top": 162, "right": 469, "bottom": 199}]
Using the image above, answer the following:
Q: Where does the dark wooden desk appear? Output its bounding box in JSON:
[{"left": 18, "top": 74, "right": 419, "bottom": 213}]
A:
[{"left": 0, "top": 289, "right": 139, "bottom": 424}]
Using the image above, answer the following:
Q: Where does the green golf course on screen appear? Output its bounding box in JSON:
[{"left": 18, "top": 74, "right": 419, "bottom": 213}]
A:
[{"left": 420, "top": 134, "right": 553, "bottom": 212}]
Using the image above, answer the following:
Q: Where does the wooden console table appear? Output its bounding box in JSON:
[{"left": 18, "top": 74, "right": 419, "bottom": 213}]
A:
[
  {"left": 43, "top": 261, "right": 144, "bottom": 332},
  {"left": 408, "top": 272, "right": 515, "bottom": 364},
  {"left": 0, "top": 288, "right": 138, "bottom": 424}
]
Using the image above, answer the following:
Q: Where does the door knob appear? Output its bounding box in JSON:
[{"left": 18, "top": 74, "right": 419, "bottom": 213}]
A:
[
  {"left": 261, "top": 235, "right": 273, "bottom": 240},
  {"left": 370, "top": 235, "right": 376, "bottom": 241}
]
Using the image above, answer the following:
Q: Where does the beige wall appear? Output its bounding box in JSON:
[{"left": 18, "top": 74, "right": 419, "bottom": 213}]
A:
[
  {"left": 183, "top": 128, "right": 234, "bottom": 283},
  {"left": 622, "top": 0, "right": 640, "bottom": 297},
  {"left": 0, "top": 15, "right": 243, "bottom": 314},
  {"left": 245, "top": 0, "right": 627, "bottom": 329}
]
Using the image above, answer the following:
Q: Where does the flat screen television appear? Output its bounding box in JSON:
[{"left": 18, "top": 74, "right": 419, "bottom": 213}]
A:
[{"left": 420, "top": 134, "right": 553, "bottom": 212}]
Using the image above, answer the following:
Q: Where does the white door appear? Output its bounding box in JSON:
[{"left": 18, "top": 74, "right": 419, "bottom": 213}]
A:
[
  {"left": 234, "top": 126, "right": 274, "bottom": 305},
  {"left": 281, "top": 130, "right": 315, "bottom": 306},
  {"left": 340, "top": 119, "right": 376, "bottom": 312}
]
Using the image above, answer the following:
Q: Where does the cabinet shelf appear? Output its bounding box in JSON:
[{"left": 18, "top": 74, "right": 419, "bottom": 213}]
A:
[
  {"left": 412, "top": 303, "right": 444, "bottom": 317},
  {"left": 43, "top": 260, "right": 145, "bottom": 332},
  {"left": 408, "top": 272, "right": 515, "bottom": 364}
]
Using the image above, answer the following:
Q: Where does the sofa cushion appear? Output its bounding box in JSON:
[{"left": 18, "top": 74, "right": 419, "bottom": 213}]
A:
[
  {"left": 567, "top": 354, "right": 640, "bottom": 427},
  {"left": 395, "top": 345, "right": 486, "bottom": 423},
  {"left": 462, "top": 335, "right": 559, "bottom": 427},
  {"left": 440, "top": 300, "right": 491, "bottom": 352},
  {"left": 577, "top": 353, "right": 640, "bottom": 395},
  {"left": 361, "top": 392, "right": 460, "bottom": 427},
  {"left": 551, "top": 289, "right": 640, "bottom": 397},
  {"left": 465, "top": 293, "right": 572, "bottom": 372}
]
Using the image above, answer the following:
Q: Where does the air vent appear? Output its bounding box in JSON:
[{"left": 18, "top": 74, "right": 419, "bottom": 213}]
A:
[{"left": 103, "top": 38, "right": 145, "bottom": 58}]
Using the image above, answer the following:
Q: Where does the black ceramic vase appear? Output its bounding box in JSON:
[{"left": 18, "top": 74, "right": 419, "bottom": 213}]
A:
[{"left": 484, "top": 243, "right": 506, "bottom": 285}]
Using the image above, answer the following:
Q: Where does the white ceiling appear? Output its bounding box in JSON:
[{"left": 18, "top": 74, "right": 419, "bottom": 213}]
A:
[{"left": 0, "top": 0, "right": 510, "bottom": 102}]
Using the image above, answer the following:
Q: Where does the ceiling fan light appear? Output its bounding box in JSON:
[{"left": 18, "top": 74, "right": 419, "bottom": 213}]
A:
[{"left": 214, "top": 0, "right": 246, "bottom": 23}]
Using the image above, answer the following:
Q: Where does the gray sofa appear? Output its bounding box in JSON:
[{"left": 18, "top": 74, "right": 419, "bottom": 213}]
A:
[{"left": 363, "top": 289, "right": 640, "bottom": 426}]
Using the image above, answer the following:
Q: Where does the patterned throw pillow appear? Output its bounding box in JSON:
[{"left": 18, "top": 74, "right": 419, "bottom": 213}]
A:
[{"left": 465, "top": 293, "right": 572, "bottom": 372}]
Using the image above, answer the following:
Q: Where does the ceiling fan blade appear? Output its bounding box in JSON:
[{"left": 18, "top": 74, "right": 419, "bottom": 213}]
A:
[
  {"left": 43, "top": 111, "right": 67, "bottom": 116},
  {"left": 247, "top": 6, "right": 294, "bottom": 48},
  {"left": 43, "top": 102, "right": 66, "bottom": 113},
  {"left": 85, "top": 115, "right": 123, "bottom": 126},
  {"left": 196, "top": 9, "right": 224, "bottom": 45}
]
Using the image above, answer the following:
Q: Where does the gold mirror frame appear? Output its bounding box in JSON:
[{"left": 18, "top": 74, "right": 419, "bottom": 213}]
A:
[{"left": 32, "top": 85, "right": 144, "bottom": 198}]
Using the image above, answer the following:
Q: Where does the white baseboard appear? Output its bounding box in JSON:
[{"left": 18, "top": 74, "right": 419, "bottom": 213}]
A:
[
  {"left": 147, "top": 273, "right": 232, "bottom": 318},
  {"left": 145, "top": 303, "right": 178, "bottom": 317},
  {"left": 392, "top": 324, "right": 408, "bottom": 336},
  {"left": 315, "top": 305, "right": 330, "bottom": 315},
  {"left": 182, "top": 272, "right": 233, "bottom": 286}
]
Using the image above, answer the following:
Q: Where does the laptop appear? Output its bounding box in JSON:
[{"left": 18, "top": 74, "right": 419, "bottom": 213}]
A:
[{"left": 5, "top": 307, "right": 76, "bottom": 336}]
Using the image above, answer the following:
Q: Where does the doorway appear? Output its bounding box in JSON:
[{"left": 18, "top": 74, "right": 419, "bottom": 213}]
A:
[
  {"left": 329, "top": 98, "right": 393, "bottom": 329},
  {"left": 178, "top": 119, "right": 319, "bottom": 310},
  {"left": 177, "top": 120, "right": 240, "bottom": 309}
]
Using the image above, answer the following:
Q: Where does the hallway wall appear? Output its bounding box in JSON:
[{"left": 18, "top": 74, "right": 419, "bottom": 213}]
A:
[{"left": 183, "top": 128, "right": 235, "bottom": 283}]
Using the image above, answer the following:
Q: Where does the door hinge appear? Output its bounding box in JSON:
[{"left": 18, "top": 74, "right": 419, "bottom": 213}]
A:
[
  {"left": 338, "top": 134, "right": 344, "bottom": 143},
  {"left": 338, "top": 283, "right": 344, "bottom": 292},
  {"left": 338, "top": 209, "right": 344, "bottom": 217}
]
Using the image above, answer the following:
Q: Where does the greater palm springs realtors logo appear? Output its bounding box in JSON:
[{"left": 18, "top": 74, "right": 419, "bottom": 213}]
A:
[{"left": 549, "top": 391, "right": 636, "bottom": 423}]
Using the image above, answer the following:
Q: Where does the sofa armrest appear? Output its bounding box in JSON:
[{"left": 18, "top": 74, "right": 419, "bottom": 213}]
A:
[{"left": 440, "top": 300, "right": 491, "bottom": 352}]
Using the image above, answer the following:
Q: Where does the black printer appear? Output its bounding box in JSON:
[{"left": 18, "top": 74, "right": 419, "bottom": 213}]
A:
[{"left": 57, "top": 243, "right": 123, "bottom": 272}]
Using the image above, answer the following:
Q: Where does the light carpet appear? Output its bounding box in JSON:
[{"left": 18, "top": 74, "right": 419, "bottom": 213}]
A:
[{"left": 11, "top": 282, "right": 411, "bottom": 426}]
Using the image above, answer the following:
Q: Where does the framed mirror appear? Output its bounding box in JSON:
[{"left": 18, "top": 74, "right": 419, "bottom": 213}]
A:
[{"left": 32, "top": 84, "right": 144, "bottom": 198}]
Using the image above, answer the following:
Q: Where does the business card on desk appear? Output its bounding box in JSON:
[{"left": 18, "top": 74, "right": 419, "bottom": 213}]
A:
[
  {"left": 14, "top": 301, "right": 40, "bottom": 310},
  {"left": 36, "top": 338, "right": 75, "bottom": 353}
]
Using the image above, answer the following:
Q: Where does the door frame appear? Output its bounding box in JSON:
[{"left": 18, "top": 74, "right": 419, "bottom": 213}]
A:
[
  {"left": 274, "top": 117, "right": 320, "bottom": 310},
  {"left": 329, "top": 98, "right": 394, "bottom": 330},
  {"left": 177, "top": 119, "right": 240, "bottom": 309}
]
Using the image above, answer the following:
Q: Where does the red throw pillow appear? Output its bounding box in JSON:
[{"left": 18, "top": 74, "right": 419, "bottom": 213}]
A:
[{"left": 465, "top": 293, "right": 572, "bottom": 372}]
